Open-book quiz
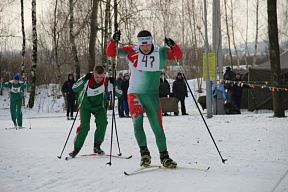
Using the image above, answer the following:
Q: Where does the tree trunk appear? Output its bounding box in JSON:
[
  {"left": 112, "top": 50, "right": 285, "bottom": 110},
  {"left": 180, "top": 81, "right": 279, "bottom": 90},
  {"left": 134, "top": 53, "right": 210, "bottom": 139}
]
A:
[
  {"left": 28, "top": 0, "right": 37, "bottom": 109},
  {"left": 69, "top": 0, "right": 80, "bottom": 79},
  {"left": 230, "top": 0, "right": 240, "bottom": 68},
  {"left": 102, "top": 0, "right": 110, "bottom": 72},
  {"left": 267, "top": 0, "right": 285, "bottom": 117},
  {"left": 53, "top": 0, "right": 61, "bottom": 84},
  {"left": 21, "top": 0, "right": 26, "bottom": 106},
  {"left": 253, "top": 0, "right": 259, "bottom": 67},
  {"left": 224, "top": 0, "right": 233, "bottom": 69},
  {"left": 244, "top": 0, "right": 249, "bottom": 68},
  {"left": 88, "top": 0, "right": 99, "bottom": 72}
]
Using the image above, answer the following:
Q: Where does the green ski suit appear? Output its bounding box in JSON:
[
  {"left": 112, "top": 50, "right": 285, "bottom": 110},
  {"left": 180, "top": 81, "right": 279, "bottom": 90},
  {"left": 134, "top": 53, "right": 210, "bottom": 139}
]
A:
[
  {"left": 72, "top": 75, "right": 122, "bottom": 150},
  {"left": 1, "top": 80, "right": 30, "bottom": 126},
  {"left": 106, "top": 41, "right": 182, "bottom": 152}
]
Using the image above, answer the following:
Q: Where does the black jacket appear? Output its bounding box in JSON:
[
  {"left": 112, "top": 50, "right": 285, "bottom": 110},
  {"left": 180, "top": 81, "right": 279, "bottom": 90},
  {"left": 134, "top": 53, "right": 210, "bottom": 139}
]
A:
[
  {"left": 62, "top": 74, "right": 76, "bottom": 100},
  {"left": 159, "top": 78, "right": 170, "bottom": 97},
  {"left": 231, "top": 77, "right": 250, "bottom": 97},
  {"left": 116, "top": 77, "right": 124, "bottom": 87},
  {"left": 172, "top": 77, "right": 187, "bottom": 100},
  {"left": 121, "top": 79, "right": 129, "bottom": 100}
]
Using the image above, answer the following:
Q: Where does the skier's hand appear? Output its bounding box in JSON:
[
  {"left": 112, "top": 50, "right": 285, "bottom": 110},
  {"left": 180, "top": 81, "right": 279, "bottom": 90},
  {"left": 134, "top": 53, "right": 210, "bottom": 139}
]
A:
[
  {"left": 165, "top": 37, "right": 175, "bottom": 47},
  {"left": 85, "top": 73, "right": 93, "bottom": 80},
  {"left": 23, "top": 76, "right": 27, "bottom": 81},
  {"left": 109, "top": 77, "right": 115, "bottom": 84},
  {"left": 112, "top": 30, "right": 121, "bottom": 42},
  {"left": 1, "top": 78, "right": 4, "bottom": 82}
]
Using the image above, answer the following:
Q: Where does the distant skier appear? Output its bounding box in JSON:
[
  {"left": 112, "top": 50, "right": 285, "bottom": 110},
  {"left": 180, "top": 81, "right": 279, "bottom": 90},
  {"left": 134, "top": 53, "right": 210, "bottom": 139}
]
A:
[
  {"left": 106, "top": 30, "right": 182, "bottom": 168},
  {"left": 62, "top": 74, "right": 76, "bottom": 120},
  {"left": 68, "top": 65, "right": 122, "bottom": 158},
  {"left": 0, "top": 75, "right": 30, "bottom": 128}
]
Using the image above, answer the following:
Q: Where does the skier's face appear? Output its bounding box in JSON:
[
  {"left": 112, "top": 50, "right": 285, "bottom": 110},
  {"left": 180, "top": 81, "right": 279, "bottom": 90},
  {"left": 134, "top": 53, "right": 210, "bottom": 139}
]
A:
[
  {"left": 14, "top": 80, "right": 19, "bottom": 84},
  {"left": 139, "top": 44, "right": 152, "bottom": 55},
  {"left": 94, "top": 73, "right": 105, "bottom": 83}
]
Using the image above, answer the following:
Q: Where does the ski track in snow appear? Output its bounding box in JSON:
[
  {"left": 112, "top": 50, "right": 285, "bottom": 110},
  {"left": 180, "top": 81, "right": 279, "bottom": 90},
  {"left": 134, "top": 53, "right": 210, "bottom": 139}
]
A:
[{"left": 0, "top": 83, "right": 288, "bottom": 192}]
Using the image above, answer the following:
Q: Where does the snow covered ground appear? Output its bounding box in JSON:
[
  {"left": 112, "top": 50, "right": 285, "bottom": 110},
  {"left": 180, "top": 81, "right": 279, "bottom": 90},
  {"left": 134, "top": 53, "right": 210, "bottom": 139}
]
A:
[{"left": 0, "top": 82, "right": 287, "bottom": 192}]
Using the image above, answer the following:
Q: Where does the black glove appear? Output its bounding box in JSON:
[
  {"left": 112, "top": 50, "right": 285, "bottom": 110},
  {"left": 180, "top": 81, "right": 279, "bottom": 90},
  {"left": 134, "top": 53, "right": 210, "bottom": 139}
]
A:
[
  {"left": 112, "top": 30, "right": 121, "bottom": 42},
  {"left": 85, "top": 73, "right": 93, "bottom": 80},
  {"left": 108, "top": 77, "right": 115, "bottom": 84},
  {"left": 165, "top": 37, "right": 175, "bottom": 47}
]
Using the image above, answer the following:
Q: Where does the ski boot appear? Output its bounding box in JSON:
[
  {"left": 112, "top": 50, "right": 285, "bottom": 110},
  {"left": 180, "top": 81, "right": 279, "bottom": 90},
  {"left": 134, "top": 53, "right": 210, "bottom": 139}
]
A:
[
  {"left": 94, "top": 142, "right": 105, "bottom": 155},
  {"left": 69, "top": 148, "right": 80, "bottom": 158},
  {"left": 140, "top": 146, "right": 151, "bottom": 166},
  {"left": 70, "top": 117, "right": 75, "bottom": 120},
  {"left": 67, "top": 116, "right": 70, "bottom": 120},
  {"left": 160, "top": 151, "right": 177, "bottom": 168}
]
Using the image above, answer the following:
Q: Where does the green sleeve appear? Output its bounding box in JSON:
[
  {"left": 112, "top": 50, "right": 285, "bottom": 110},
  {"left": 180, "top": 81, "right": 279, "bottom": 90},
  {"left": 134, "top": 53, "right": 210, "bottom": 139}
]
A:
[
  {"left": 21, "top": 81, "right": 30, "bottom": 90},
  {"left": 1, "top": 82, "right": 12, "bottom": 89},
  {"left": 159, "top": 47, "right": 170, "bottom": 68},
  {"left": 72, "top": 77, "right": 87, "bottom": 93}
]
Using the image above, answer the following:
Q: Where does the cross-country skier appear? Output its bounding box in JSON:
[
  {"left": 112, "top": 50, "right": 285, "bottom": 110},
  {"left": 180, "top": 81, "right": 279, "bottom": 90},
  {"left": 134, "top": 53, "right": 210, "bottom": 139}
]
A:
[
  {"left": 0, "top": 75, "right": 30, "bottom": 128},
  {"left": 106, "top": 30, "right": 182, "bottom": 168},
  {"left": 68, "top": 65, "right": 122, "bottom": 158}
]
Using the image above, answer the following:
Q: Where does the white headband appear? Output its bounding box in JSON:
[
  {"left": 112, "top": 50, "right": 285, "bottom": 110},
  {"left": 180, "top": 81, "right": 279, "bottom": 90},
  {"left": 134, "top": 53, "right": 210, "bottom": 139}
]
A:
[{"left": 138, "top": 36, "right": 153, "bottom": 45}]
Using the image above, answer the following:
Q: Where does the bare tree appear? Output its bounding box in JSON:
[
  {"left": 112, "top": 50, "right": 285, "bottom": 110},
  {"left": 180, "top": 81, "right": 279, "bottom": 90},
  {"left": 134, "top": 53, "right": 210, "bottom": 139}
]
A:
[
  {"left": 88, "top": 0, "right": 99, "bottom": 72},
  {"left": 267, "top": 0, "right": 284, "bottom": 117},
  {"left": 244, "top": 0, "right": 250, "bottom": 68},
  {"left": 102, "top": 0, "right": 110, "bottom": 71},
  {"left": 28, "top": 0, "right": 37, "bottom": 108},
  {"left": 252, "top": 0, "right": 260, "bottom": 67},
  {"left": 230, "top": 0, "right": 240, "bottom": 68},
  {"left": 20, "top": 0, "right": 26, "bottom": 77},
  {"left": 20, "top": 0, "right": 26, "bottom": 105},
  {"left": 224, "top": 0, "right": 233, "bottom": 69},
  {"left": 69, "top": 0, "right": 81, "bottom": 79}
]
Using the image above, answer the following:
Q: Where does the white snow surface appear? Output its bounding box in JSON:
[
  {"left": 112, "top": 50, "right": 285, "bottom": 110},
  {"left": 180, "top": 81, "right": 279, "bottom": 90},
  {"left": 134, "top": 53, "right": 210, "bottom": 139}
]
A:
[{"left": 0, "top": 82, "right": 288, "bottom": 192}]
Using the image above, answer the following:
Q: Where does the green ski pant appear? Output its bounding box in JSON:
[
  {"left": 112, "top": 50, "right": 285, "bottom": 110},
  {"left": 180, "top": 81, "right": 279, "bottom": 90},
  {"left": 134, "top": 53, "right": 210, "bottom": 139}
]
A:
[
  {"left": 74, "top": 106, "right": 108, "bottom": 150},
  {"left": 128, "top": 93, "right": 167, "bottom": 152},
  {"left": 10, "top": 99, "right": 23, "bottom": 126}
]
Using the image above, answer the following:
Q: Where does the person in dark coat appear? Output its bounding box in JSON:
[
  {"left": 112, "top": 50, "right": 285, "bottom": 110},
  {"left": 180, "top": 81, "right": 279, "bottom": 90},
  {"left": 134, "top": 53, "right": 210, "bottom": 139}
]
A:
[
  {"left": 159, "top": 72, "right": 170, "bottom": 116},
  {"left": 159, "top": 72, "right": 170, "bottom": 97},
  {"left": 62, "top": 74, "right": 76, "bottom": 120},
  {"left": 231, "top": 73, "right": 250, "bottom": 109},
  {"left": 121, "top": 73, "right": 130, "bottom": 117},
  {"left": 172, "top": 73, "right": 188, "bottom": 116},
  {"left": 223, "top": 66, "right": 234, "bottom": 103},
  {"left": 116, "top": 72, "right": 125, "bottom": 118}
]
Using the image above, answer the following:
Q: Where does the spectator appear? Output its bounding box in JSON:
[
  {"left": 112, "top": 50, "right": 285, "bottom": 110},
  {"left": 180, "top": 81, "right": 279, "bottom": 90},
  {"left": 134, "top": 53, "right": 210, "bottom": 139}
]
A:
[
  {"left": 159, "top": 72, "right": 170, "bottom": 116},
  {"left": 223, "top": 66, "right": 233, "bottom": 103},
  {"left": 62, "top": 74, "right": 76, "bottom": 120},
  {"left": 121, "top": 73, "right": 130, "bottom": 118},
  {"left": 231, "top": 73, "right": 250, "bottom": 109},
  {"left": 116, "top": 72, "right": 125, "bottom": 118},
  {"left": 172, "top": 73, "right": 188, "bottom": 116}
]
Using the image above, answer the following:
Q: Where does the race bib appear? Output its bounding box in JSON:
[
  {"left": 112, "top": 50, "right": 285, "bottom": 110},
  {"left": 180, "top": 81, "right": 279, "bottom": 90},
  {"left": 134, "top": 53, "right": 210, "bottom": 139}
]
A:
[
  {"left": 136, "top": 51, "right": 160, "bottom": 72},
  {"left": 11, "top": 86, "right": 21, "bottom": 93},
  {"left": 86, "top": 85, "right": 105, "bottom": 97}
]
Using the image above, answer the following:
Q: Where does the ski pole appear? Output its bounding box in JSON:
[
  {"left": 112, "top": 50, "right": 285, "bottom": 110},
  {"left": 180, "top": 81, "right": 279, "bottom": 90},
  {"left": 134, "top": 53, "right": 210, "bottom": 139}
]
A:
[
  {"left": 24, "top": 79, "right": 32, "bottom": 129},
  {"left": 107, "top": 37, "right": 122, "bottom": 166},
  {"left": 113, "top": 37, "right": 122, "bottom": 156},
  {"left": 166, "top": 38, "right": 227, "bottom": 164},
  {"left": 57, "top": 82, "right": 89, "bottom": 159}
]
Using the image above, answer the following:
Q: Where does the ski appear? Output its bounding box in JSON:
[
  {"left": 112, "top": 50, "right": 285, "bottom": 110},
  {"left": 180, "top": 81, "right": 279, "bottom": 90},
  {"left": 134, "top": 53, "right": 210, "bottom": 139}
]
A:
[
  {"left": 5, "top": 127, "right": 27, "bottom": 130},
  {"left": 65, "top": 153, "right": 132, "bottom": 161},
  {"left": 124, "top": 165, "right": 210, "bottom": 176}
]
